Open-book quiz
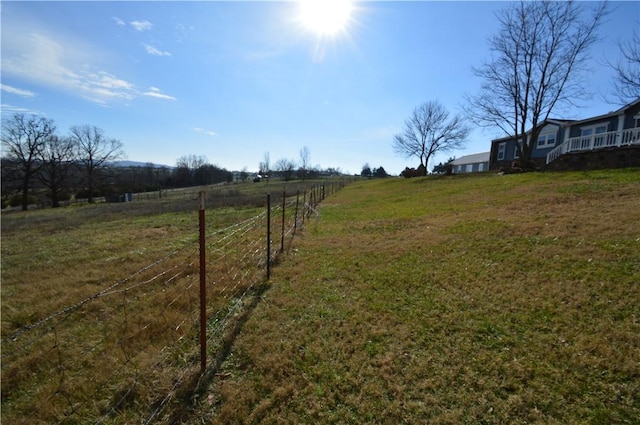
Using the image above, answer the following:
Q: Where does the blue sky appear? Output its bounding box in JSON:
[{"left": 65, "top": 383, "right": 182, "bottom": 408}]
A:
[{"left": 2, "top": 1, "right": 638, "bottom": 174}]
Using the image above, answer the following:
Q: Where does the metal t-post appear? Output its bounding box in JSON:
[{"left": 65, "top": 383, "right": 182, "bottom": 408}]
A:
[
  {"left": 266, "top": 194, "right": 271, "bottom": 280},
  {"left": 198, "top": 191, "right": 206, "bottom": 374}
]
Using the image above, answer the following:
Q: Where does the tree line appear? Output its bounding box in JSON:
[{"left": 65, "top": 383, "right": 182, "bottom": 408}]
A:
[
  {"left": 360, "top": 164, "right": 389, "bottom": 179},
  {"left": 256, "top": 148, "right": 344, "bottom": 183},
  {"left": 0, "top": 114, "right": 237, "bottom": 210}
]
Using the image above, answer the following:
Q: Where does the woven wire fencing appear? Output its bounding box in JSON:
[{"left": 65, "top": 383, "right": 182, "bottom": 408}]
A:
[{"left": 1, "top": 181, "right": 346, "bottom": 424}]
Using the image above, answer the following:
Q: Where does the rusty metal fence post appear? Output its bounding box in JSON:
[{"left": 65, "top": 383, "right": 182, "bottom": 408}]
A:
[
  {"left": 302, "top": 190, "right": 307, "bottom": 225},
  {"left": 266, "top": 194, "right": 271, "bottom": 280},
  {"left": 198, "top": 191, "right": 206, "bottom": 374},
  {"left": 280, "top": 190, "right": 286, "bottom": 253},
  {"left": 293, "top": 190, "right": 300, "bottom": 236}
]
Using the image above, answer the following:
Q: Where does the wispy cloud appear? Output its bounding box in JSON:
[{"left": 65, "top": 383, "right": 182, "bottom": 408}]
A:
[
  {"left": 78, "top": 70, "right": 136, "bottom": 101},
  {"left": 194, "top": 127, "right": 218, "bottom": 137},
  {"left": 130, "top": 20, "right": 152, "bottom": 32},
  {"left": 174, "top": 23, "right": 194, "bottom": 43},
  {"left": 143, "top": 87, "right": 176, "bottom": 101},
  {"left": 144, "top": 44, "right": 172, "bottom": 57},
  {"left": 0, "top": 104, "right": 43, "bottom": 116},
  {"left": 2, "top": 32, "right": 174, "bottom": 105},
  {"left": 112, "top": 17, "right": 125, "bottom": 27},
  {"left": 1, "top": 83, "right": 36, "bottom": 98}
]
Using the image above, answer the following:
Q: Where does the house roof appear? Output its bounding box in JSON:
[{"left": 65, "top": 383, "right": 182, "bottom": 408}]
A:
[
  {"left": 490, "top": 119, "right": 574, "bottom": 143},
  {"left": 488, "top": 97, "right": 640, "bottom": 144},
  {"left": 566, "top": 97, "right": 640, "bottom": 126},
  {"left": 451, "top": 152, "right": 490, "bottom": 165},
  {"left": 615, "top": 97, "right": 640, "bottom": 113}
]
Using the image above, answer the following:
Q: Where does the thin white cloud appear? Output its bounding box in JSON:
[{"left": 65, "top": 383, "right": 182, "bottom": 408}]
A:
[
  {"left": 112, "top": 17, "right": 126, "bottom": 27},
  {"left": 144, "top": 44, "right": 172, "bottom": 57},
  {"left": 2, "top": 28, "right": 175, "bottom": 106},
  {"left": 73, "top": 68, "right": 137, "bottom": 102},
  {"left": 130, "top": 20, "right": 152, "bottom": 32},
  {"left": 194, "top": 127, "right": 218, "bottom": 137},
  {"left": 143, "top": 87, "right": 176, "bottom": 101},
  {"left": 1, "top": 83, "right": 37, "bottom": 98},
  {"left": 0, "top": 104, "right": 43, "bottom": 116},
  {"left": 3, "top": 33, "right": 72, "bottom": 86},
  {"left": 174, "top": 23, "right": 195, "bottom": 43}
]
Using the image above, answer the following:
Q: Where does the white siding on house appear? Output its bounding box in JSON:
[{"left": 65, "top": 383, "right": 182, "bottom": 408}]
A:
[{"left": 450, "top": 152, "right": 491, "bottom": 173}]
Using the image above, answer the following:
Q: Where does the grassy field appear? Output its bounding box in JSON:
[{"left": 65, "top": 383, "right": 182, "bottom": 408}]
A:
[
  {"left": 0, "top": 178, "right": 333, "bottom": 424},
  {"left": 198, "top": 170, "right": 640, "bottom": 424},
  {"left": 2, "top": 171, "right": 639, "bottom": 424}
]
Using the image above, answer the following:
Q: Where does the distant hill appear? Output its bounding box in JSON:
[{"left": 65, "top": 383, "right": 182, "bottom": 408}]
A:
[{"left": 110, "top": 161, "right": 173, "bottom": 169}]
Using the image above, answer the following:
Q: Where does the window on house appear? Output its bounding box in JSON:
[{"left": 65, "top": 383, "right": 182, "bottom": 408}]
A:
[
  {"left": 582, "top": 124, "right": 608, "bottom": 136},
  {"left": 546, "top": 134, "right": 556, "bottom": 146},
  {"left": 537, "top": 134, "right": 557, "bottom": 147},
  {"left": 497, "top": 143, "right": 506, "bottom": 160}
]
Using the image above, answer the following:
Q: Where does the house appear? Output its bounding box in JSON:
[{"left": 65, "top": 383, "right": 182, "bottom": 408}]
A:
[
  {"left": 451, "top": 152, "right": 490, "bottom": 173},
  {"left": 489, "top": 119, "right": 574, "bottom": 170},
  {"left": 546, "top": 98, "right": 640, "bottom": 165},
  {"left": 489, "top": 97, "right": 640, "bottom": 170}
]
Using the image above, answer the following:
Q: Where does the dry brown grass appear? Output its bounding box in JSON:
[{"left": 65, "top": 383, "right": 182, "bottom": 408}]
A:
[{"left": 1, "top": 180, "right": 318, "bottom": 424}]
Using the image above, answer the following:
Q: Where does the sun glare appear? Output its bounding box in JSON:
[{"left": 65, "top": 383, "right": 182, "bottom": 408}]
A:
[{"left": 298, "top": 0, "right": 353, "bottom": 37}]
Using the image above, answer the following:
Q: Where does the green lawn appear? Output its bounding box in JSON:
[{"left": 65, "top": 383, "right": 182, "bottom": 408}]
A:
[{"left": 201, "top": 170, "right": 640, "bottom": 424}]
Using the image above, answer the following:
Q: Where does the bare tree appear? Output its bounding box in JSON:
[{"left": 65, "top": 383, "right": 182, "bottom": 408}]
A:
[
  {"left": 38, "top": 135, "right": 77, "bottom": 207},
  {"left": 70, "top": 125, "right": 124, "bottom": 202},
  {"left": 465, "top": 0, "right": 608, "bottom": 168},
  {"left": 299, "top": 146, "right": 311, "bottom": 181},
  {"left": 608, "top": 29, "right": 640, "bottom": 105},
  {"left": 259, "top": 151, "right": 271, "bottom": 183},
  {"left": 1, "top": 113, "right": 56, "bottom": 210},
  {"left": 176, "top": 154, "right": 207, "bottom": 171},
  {"left": 275, "top": 158, "right": 296, "bottom": 181},
  {"left": 175, "top": 154, "right": 208, "bottom": 186},
  {"left": 392, "top": 101, "right": 469, "bottom": 175}
]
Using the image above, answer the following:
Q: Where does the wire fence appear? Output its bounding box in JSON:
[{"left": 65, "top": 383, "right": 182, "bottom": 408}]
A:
[{"left": 1, "top": 181, "right": 348, "bottom": 424}]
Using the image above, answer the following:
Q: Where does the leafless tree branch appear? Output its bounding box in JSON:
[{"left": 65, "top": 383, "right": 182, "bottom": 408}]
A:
[
  {"left": 464, "top": 0, "right": 608, "bottom": 166},
  {"left": 1, "top": 113, "right": 56, "bottom": 210},
  {"left": 393, "top": 101, "right": 470, "bottom": 175},
  {"left": 70, "top": 124, "right": 124, "bottom": 202}
]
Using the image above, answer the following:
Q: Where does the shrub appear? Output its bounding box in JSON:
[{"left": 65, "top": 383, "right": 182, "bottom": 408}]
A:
[{"left": 9, "top": 193, "right": 36, "bottom": 207}]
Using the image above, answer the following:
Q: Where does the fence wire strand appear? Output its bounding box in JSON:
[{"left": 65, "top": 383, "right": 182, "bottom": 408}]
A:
[{"left": 2, "top": 182, "right": 349, "bottom": 424}]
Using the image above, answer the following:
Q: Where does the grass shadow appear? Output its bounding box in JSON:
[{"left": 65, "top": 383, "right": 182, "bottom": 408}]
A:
[{"left": 162, "top": 281, "right": 272, "bottom": 423}]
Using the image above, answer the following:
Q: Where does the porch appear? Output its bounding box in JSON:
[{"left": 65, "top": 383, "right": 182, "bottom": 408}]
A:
[{"left": 546, "top": 128, "right": 640, "bottom": 164}]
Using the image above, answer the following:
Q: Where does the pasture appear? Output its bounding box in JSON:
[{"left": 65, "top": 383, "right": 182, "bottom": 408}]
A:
[
  {"left": 0, "top": 178, "right": 333, "bottom": 424},
  {"left": 2, "top": 170, "right": 639, "bottom": 424},
  {"left": 202, "top": 170, "right": 639, "bottom": 424}
]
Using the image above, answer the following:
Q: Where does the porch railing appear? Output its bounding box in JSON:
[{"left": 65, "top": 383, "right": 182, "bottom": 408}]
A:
[{"left": 546, "top": 128, "right": 640, "bottom": 164}]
